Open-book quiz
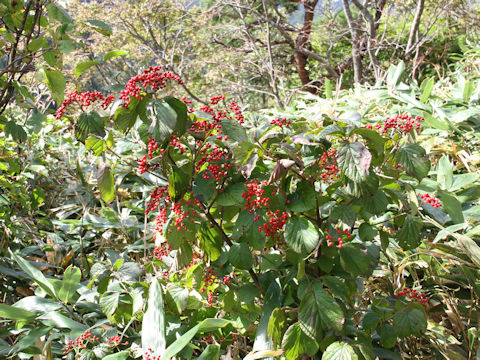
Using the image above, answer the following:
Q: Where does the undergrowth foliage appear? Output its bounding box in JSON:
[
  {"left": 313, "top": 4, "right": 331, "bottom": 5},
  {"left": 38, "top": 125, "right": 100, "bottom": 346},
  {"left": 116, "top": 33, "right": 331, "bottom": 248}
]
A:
[{"left": 2, "top": 62, "right": 480, "bottom": 360}]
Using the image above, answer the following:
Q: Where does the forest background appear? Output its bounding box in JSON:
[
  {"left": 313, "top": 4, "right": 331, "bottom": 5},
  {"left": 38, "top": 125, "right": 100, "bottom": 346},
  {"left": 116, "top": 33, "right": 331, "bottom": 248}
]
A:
[{"left": 1, "top": 0, "right": 480, "bottom": 359}]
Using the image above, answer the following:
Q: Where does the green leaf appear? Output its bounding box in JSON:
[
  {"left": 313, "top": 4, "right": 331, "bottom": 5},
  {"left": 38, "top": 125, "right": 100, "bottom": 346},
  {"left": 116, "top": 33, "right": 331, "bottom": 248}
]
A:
[
  {"left": 325, "top": 78, "right": 333, "bottom": 99},
  {"left": 59, "top": 39, "right": 75, "bottom": 53},
  {"left": 253, "top": 282, "right": 282, "bottom": 353},
  {"left": 463, "top": 79, "right": 474, "bottom": 102},
  {"left": 349, "top": 128, "right": 386, "bottom": 156},
  {"left": 388, "top": 61, "right": 405, "bottom": 87},
  {"left": 0, "top": 304, "right": 36, "bottom": 321},
  {"left": 87, "top": 19, "right": 112, "bottom": 35},
  {"left": 362, "top": 311, "right": 381, "bottom": 333},
  {"left": 167, "top": 284, "right": 189, "bottom": 314},
  {"left": 221, "top": 119, "right": 248, "bottom": 143},
  {"left": 58, "top": 265, "right": 81, "bottom": 304},
  {"left": 298, "top": 281, "right": 343, "bottom": 339},
  {"left": 10, "top": 326, "right": 53, "bottom": 353},
  {"left": 113, "top": 96, "right": 141, "bottom": 131},
  {"left": 44, "top": 69, "right": 66, "bottom": 105},
  {"left": 168, "top": 165, "right": 189, "bottom": 202},
  {"left": 102, "top": 351, "right": 129, "bottom": 360},
  {"left": 287, "top": 181, "right": 316, "bottom": 212},
  {"left": 198, "top": 223, "right": 223, "bottom": 261},
  {"left": 395, "top": 144, "right": 430, "bottom": 181},
  {"left": 9, "top": 250, "right": 57, "bottom": 299},
  {"left": 337, "top": 142, "right": 371, "bottom": 182},
  {"left": 38, "top": 311, "right": 88, "bottom": 337},
  {"left": 27, "top": 37, "right": 48, "bottom": 52},
  {"left": 281, "top": 323, "right": 318, "bottom": 360},
  {"left": 47, "top": 3, "right": 72, "bottom": 23},
  {"left": 379, "top": 323, "right": 397, "bottom": 348},
  {"left": 437, "top": 191, "right": 464, "bottom": 224},
  {"left": 268, "top": 308, "right": 286, "bottom": 348},
  {"left": 97, "top": 164, "right": 115, "bottom": 203},
  {"left": 143, "top": 278, "right": 166, "bottom": 358},
  {"left": 216, "top": 183, "right": 245, "bottom": 207},
  {"left": 103, "top": 50, "right": 129, "bottom": 62},
  {"left": 437, "top": 156, "right": 453, "bottom": 190},
  {"left": 284, "top": 217, "right": 319, "bottom": 253},
  {"left": 5, "top": 121, "right": 27, "bottom": 142},
  {"left": 100, "top": 291, "right": 120, "bottom": 317},
  {"left": 164, "top": 96, "right": 188, "bottom": 136},
  {"left": 160, "top": 319, "right": 231, "bottom": 360},
  {"left": 13, "top": 296, "right": 62, "bottom": 313},
  {"left": 198, "top": 345, "right": 220, "bottom": 360},
  {"left": 75, "top": 61, "right": 100, "bottom": 79},
  {"left": 393, "top": 304, "right": 427, "bottom": 337},
  {"left": 339, "top": 243, "right": 369, "bottom": 276},
  {"left": 85, "top": 136, "right": 106, "bottom": 156},
  {"left": 420, "top": 77, "right": 434, "bottom": 103},
  {"left": 397, "top": 215, "right": 423, "bottom": 250},
  {"left": 322, "top": 341, "right": 358, "bottom": 360},
  {"left": 76, "top": 111, "right": 105, "bottom": 142},
  {"left": 321, "top": 276, "right": 350, "bottom": 302},
  {"left": 228, "top": 242, "right": 253, "bottom": 270}
]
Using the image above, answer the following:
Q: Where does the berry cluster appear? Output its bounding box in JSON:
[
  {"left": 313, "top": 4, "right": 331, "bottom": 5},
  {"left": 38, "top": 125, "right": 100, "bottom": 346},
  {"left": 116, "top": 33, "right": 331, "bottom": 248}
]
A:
[
  {"left": 147, "top": 138, "right": 161, "bottom": 159},
  {"left": 229, "top": 101, "right": 244, "bottom": 123},
  {"left": 63, "top": 330, "right": 100, "bottom": 354},
  {"left": 56, "top": 90, "right": 115, "bottom": 119},
  {"left": 316, "top": 149, "right": 340, "bottom": 184},
  {"left": 418, "top": 193, "right": 442, "bottom": 208},
  {"left": 210, "top": 95, "right": 225, "bottom": 105},
  {"left": 137, "top": 155, "right": 150, "bottom": 174},
  {"left": 144, "top": 348, "right": 172, "bottom": 360},
  {"left": 242, "top": 179, "right": 271, "bottom": 212},
  {"left": 105, "top": 336, "right": 129, "bottom": 347},
  {"left": 259, "top": 210, "right": 289, "bottom": 245},
  {"left": 153, "top": 243, "right": 172, "bottom": 262},
  {"left": 325, "top": 226, "right": 352, "bottom": 248},
  {"left": 270, "top": 118, "right": 291, "bottom": 128},
  {"left": 395, "top": 287, "right": 429, "bottom": 306},
  {"left": 364, "top": 114, "right": 424, "bottom": 135},
  {"left": 146, "top": 186, "right": 169, "bottom": 215},
  {"left": 120, "top": 66, "right": 183, "bottom": 107},
  {"left": 196, "top": 144, "right": 233, "bottom": 182}
]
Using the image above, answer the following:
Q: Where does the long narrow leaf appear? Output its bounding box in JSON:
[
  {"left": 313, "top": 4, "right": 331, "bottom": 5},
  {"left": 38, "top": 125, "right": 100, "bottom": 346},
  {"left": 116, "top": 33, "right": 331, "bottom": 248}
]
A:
[{"left": 142, "top": 278, "right": 166, "bottom": 359}]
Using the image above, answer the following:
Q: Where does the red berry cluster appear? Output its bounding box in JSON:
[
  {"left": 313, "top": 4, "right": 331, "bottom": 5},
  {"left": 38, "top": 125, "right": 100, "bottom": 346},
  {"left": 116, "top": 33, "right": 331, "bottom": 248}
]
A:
[
  {"left": 63, "top": 330, "right": 100, "bottom": 355},
  {"left": 270, "top": 118, "right": 291, "bottom": 128},
  {"left": 120, "top": 66, "right": 183, "bottom": 107},
  {"left": 146, "top": 186, "right": 169, "bottom": 215},
  {"left": 242, "top": 179, "right": 271, "bottom": 212},
  {"left": 418, "top": 193, "right": 442, "bottom": 208},
  {"left": 395, "top": 287, "right": 429, "bottom": 306},
  {"left": 325, "top": 226, "right": 352, "bottom": 248},
  {"left": 229, "top": 101, "right": 244, "bottom": 123},
  {"left": 105, "top": 336, "right": 129, "bottom": 347},
  {"left": 144, "top": 348, "right": 172, "bottom": 360},
  {"left": 137, "top": 155, "right": 150, "bottom": 174},
  {"left": 147, "top": 138, "right": 160, "bottom": 159},
  {"left": 196, "top": 144, "right": 233, "bottom": 182},
  {"left": 364, "top": 114, "right": 424, "bottom": 135},
  {"left": 56, "top": 90, "right": 115, "bottom": 119},
  {"left": 210, "top": 95, "right": 225, "bottom": 105},
  {"left": 153, "top": 243, "right": 172, "bottom": 261},
  {"left": 181, "top": 97, "right": 194, "bottom": 113},
  {"left": 259, "top": 210, "right": 289, "bottom": 245},
  {"left": 316, "top": 149, "right": 340, "bottom": 184}
]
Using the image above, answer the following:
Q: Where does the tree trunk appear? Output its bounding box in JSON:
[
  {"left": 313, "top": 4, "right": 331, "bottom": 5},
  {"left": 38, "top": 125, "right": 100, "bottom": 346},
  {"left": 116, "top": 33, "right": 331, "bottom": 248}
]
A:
[
  {"left": 294, "top": 0, "right": 319, "bottom": 93},
  {"left": 342, "top": 0, "right": 363, "bottom": 84},
  {"left": 406, "top": 0, "right": 425, "bottom": 56}
]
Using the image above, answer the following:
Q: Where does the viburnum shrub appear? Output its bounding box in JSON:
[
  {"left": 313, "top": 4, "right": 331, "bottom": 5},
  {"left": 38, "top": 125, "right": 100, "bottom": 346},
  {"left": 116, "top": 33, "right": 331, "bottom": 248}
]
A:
[{"left": 55, "top": 66, "right": 476, "bottom": 359}]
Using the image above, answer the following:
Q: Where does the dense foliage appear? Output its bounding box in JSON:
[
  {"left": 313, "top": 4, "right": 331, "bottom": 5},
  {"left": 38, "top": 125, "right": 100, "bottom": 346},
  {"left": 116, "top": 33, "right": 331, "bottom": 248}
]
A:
[{"left": 1, "top": 1, "right": 480, "bottom": 360}]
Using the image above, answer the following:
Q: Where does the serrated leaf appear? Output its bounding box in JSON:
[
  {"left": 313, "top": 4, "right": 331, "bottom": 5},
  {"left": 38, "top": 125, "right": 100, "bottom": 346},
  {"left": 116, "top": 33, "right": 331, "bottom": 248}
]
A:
[
  {"left": 268, "top": 308, "right": 286, "bottom": 348},
  {"left": 281, "top": 323, "right": 318, "bottom": 360},
  {"left": 322, "top": 341, "right": 358, "bottom": 360},
  {"left": 337, "top": 142, "right": 371, "bottom": 182},
  {"left": 85, "top": 136, "right": 106, "bottom": 156},
  {"left": 362, "top": 311, "right": 381, "bottom": 333},
  {"left": 168, "top": 165, "right": 189, "bottom": 202},
  {"left": 5, "top": 121, "right": 27, "bottom": 142},
  {"left": 395, "top": 144, "right": 430, "bottom": 181},
  {"left": 75, "top": 61, "right": 100, "bottom": 78},
  {"left": 44, "top": 69, "right": 66, "bottom": 105},
  {"left": 216, "top": 182, "right": 245, "bottom": 207},
  {"left": 393, "top": 304, "right": 427, "bottom": 337},
  {"left": 397, "top": 215, "right": 422, "bottom": 250},
  {"left": 100, "top": 291, "right": 119, "bottom": 317},
  {"left": 167, "top": 285, "right": 189, "bottom": 314},
  {"left": 198, "top": 223, "right": 223, "bottom": 261},
  {"left": 228, "top": 242, "right": 253, "bottom": 270},
  {"left": 221, "top": 119, "right": 248, "bottom": 143},
  {"left": 287, "top": 181, "right": 316, "bottom": 212},
  {"left": 298, "top": 281, "right": 343, "bottom": 339},
  {"left": 198, "top": 345, "right": 220, "bottom": 360},
  {"left": 104, "top": 50, "right": 129, "bottom": 62},
  {"left": 284, "top": 217, "right": 319, "bottom": 253},
  {"left": 97, "top": 163, "right": 115, "bottom": 203},
  {"left": 142, "top": 279, "right": 166, "bottom": 358},
  {"left": 339, "top": 243, "right": 369, "bottom": 276},
  {"left": 87, "top": 19, "right": 112, "bottom": 35},
  {"left": 379, "top": 323, "right": 397, "bottom": 348},
  {"left": 76, "top": 111, "right": 105, "bottom": 142}
]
